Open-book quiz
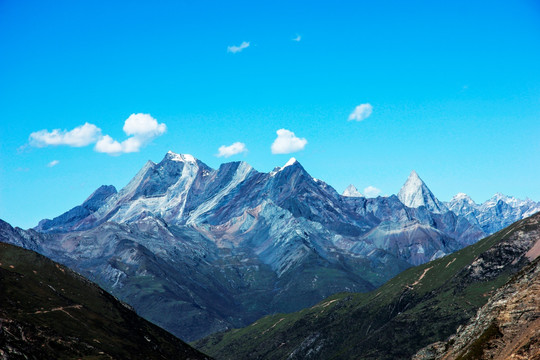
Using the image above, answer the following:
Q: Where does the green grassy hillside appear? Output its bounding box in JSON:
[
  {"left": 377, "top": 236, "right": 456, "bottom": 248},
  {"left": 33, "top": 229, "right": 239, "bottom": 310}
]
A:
[
  {"left": 195, "top": 213, "right": 540, "bottom": 359},
  {"left": 0, "top": 242, "right": 210, "bottom": 359}
]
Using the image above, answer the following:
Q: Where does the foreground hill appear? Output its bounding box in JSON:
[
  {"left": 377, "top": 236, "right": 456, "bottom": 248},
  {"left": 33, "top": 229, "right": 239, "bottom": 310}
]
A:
[
  {"left": 0, "top": 241, "right": 209, "bottom": 359},
  {"left": 414, "top": 257, "right": 540, "bottom": 359},
  {"left": 195, "top": 212, "right": 540, "bottom": 359}
]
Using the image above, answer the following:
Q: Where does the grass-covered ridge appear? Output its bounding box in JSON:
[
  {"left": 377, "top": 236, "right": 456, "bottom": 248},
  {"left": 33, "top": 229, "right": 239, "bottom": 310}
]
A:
[
  {"left": 0, "top": 242, "right": 210, "bottom": 359},
  {"left": 195, "top": 213, "right": 539, "bottom": 360}
]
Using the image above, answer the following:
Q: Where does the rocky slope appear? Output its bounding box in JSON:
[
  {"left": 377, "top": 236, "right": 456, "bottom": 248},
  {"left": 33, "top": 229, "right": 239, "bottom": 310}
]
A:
[
  {"left": 414, "top": 238, "right": 540, "bottom": 359},
  {"left": 1, "top": 152, "right": 535, "bottom": 342},
  {"left": 195, "top": 212, "right": 540, "bottom": 360},
  {"left": 0, "top": 241, "right": 209, "bottom": 359}
]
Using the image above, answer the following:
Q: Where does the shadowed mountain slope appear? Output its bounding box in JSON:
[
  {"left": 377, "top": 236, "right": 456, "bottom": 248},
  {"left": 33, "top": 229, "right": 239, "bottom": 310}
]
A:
[{"left": 0, "top": 241, "right": 209, "bottom": 359}]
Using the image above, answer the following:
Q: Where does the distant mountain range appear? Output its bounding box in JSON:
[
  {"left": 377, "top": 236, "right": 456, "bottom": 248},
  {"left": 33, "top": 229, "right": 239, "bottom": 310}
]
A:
[{"left": 1, "top": 151, "right": 538, "bottom": 342}]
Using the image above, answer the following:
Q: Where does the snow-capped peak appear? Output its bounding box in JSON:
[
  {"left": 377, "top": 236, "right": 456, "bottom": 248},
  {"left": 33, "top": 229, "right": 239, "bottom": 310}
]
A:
[
  {"left": 342, "top": 184, "right": 363, "bottom": 197},
  {"left": 282, "top": 157, "right": 298, "bottom": 169},
  {"left": 398, "top": 170, "right": 447, "bottom": 213},
  {"left": 398, "top": 170, "right": 425, "bottom": 199},
  {"left": 486, "top": 192, "right": 535, "bottom": 208},
  {"left": 270, "top": 158, "right": 299, "bottom": 176},
  {"left": 165, "top": 151, "right": 197, "bottom": 163},
  {"left": 451, "top": 192, "right": 475, "bottom": 204}
]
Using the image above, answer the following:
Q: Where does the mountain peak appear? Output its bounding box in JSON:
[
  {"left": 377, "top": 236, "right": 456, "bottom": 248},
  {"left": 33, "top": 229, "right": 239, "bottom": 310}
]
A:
[
  {"left": 283, "top": 157, "right": 298, "bottom": 168},
  {"left": 164, "top": 151, "right": 197, "bottom": 163},
  {"left": 398, "top": 171, "right": 447, "bottom": 213},
  {"left": 270, "top": 157, "right": 303, "bottom": 176},
  {"left": 451, "top": 192, "right": 475, "bottom": 203},
  {"left": 406, "top": 169, "right": 422, "bottom": 183},
  {"left": 342, "top": 185, "right": 363, "bottom": 197}
]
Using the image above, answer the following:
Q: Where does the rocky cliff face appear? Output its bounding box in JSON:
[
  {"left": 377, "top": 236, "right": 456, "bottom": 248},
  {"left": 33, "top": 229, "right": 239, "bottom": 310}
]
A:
[{"left": 414, "top": 251, "right": 540, "bottom": 359}]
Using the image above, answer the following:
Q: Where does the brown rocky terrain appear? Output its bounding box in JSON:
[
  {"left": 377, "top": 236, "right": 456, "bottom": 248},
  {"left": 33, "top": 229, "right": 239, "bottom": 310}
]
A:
[{"left": 414, "top": 255, "right": 540, "bottom": 360}]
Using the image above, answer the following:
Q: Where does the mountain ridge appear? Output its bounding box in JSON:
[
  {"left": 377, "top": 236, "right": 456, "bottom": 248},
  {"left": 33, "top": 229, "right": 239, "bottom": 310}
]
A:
[{"left": 2, "top": 151, "right": 538, "bottom": 342}]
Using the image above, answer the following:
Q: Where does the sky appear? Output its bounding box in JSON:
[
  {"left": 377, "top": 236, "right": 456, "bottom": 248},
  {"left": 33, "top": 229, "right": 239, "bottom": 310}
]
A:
[{"left": 1, "top": 0, "right": 540, "bottom": 229}]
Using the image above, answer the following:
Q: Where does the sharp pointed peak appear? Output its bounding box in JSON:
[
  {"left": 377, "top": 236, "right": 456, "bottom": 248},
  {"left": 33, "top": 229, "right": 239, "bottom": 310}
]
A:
[
  {"left": 407, "top": 170, "right": 423, "bottom": 181},
  {"left": 269, "top": 157, "right": 305, "bottom": 177},
  {"left": 398, "top": 170, "right": 446, "bottom": 213},
  {"left": 283, "top": 157, "right": 298, "bottom": 168}
]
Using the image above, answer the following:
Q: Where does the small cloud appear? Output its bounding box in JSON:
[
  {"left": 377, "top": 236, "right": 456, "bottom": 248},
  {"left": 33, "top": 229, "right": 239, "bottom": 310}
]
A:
[
  {"left": 216, "top": 142, "right": 248, "bottom": 158},
  {"left": 15, "top": 167, "right": 29, "bottom": 172},
  {"left": 363, "top": 186, "right": 381, "bottom": 198},
  {"left": 271, "top": 129, "right": 307, "bottom": 154},
  {"left": 348, "top": 103, "right": 373, "bottom": 122},
  {"left": 29, "top": 122, "right": 102, "bottom": 147},
  {"left": 47, "top": 160, "right": 60, "bottom": 167},
  {"left": 123, "top": 113, "right": 167, "bottom": 138},
  {"left": 95, "top": 113, "right": 167, "bottom": 155},
  {"left": 292, "top": 34, "right": 301, "bottom": 42},
  {"left": 227, "top": 41, "right": 250, "bottom": 54}
]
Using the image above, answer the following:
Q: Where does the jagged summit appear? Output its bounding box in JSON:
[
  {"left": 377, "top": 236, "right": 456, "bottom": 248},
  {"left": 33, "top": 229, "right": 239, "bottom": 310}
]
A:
[
  {"left": 398, "top": 170, "right": 447, "bottom": 213},
  {"left": 342, "top": 184, "right": 363, "bottom": 197},
  {"left": 164, "top": 151, "right": 197, "bottom": 163}
]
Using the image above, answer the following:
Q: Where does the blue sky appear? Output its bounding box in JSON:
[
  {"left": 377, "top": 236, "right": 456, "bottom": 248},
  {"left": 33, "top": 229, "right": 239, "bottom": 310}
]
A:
[{"left": 1, "top": 0, "right": 540, "bottom": 228}]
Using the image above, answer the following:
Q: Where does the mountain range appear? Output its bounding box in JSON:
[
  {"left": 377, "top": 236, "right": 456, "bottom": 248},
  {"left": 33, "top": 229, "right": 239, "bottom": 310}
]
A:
[
  {"left": 1, "top": 151, "right": 538, "bottom": 342},
  {"left": 196, "top": 212, "right": 540, "bottom": 359}
]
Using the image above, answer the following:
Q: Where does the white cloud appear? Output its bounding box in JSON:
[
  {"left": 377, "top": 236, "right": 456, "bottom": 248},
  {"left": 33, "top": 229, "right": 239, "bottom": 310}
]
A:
[
  {"left": 29, "top": 114, "right": 166, "bottom": 156},
  {"left": 348, "top": 103, "right": 373, "bottom": 122},
  {"left": 363, "top": 186, "right": 381, "bottom": 198},
  {"left": 292, "top": 34, "right": 301, "bottom": 42},
  {"left": 271, "top": 129, "right": 307, "bottom": 154},
  {"left": 123, "top": 113, "right": 167, "bottom": 137},
  {"left": 47, "top": 160, "right": 60, "bottom": 167},
  {"left": 94, "top": 135, "right": 123, "bottom": 155},
  {"left": 217, "top": 142, "right": 248, "bottom": 158},
  {"left": 29, "top": 123, "right": 102, "bottom": 147},
  {"left": 95, "top": 113, "right": 167, "bottom": 155},
  {"left": 227, "top": 41, "right": 250, "bottom": 53}
]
